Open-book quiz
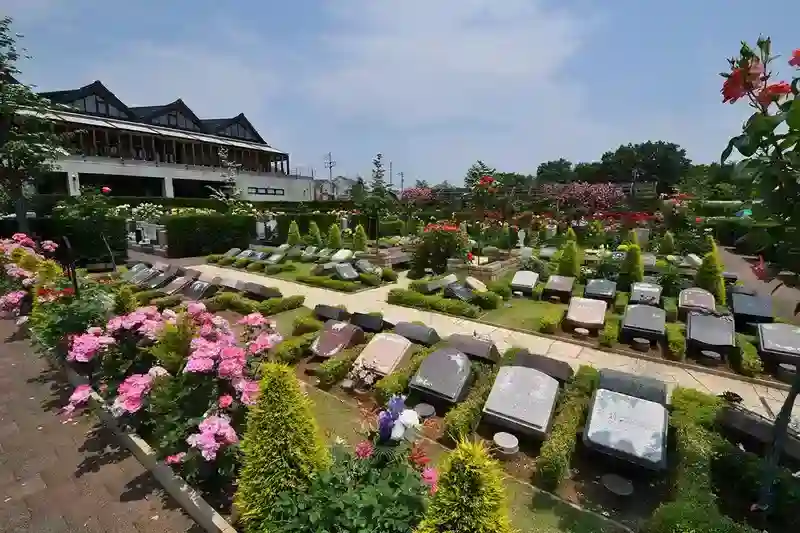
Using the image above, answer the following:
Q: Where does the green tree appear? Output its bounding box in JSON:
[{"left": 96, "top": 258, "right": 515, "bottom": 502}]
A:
[
  {"left": 349, "top": 176, "right": 367, "bottom": 204},
  {"left": 695, "top": 247, "right": 726, "bottom": 306},
  {"left": 415, "top": 440, "right": 513, "bottom": 533},
  {"left": 620, "top": 244, "right": 644, "bottom": 290},
  {"left": 0, "top": 17, "right": 71, "bottom": 232},
  {"left": 659, "top": 231, "right": 676, "bottom": 255},
  {"left": 235, "top": 363, "right": 330, "bottom": 532},
  {"left": 565, "top": 227, "right": 577, "bottom": 242},
  {"left": 600, "top": 141, "right": 692, "bottom": 194},
  {"left": 573, "top": 161, "right": 605, "bottom": 183},
  {"left": 352, "top": 224, "right": 367, "bottom": 251},
  {"left": 362, "top": 153, "right": 394, "bottom": 243},
  {"left": 307, "top": 220, "right": 322, "bottom": 247},
  {"left": 414, "top": 179, "right": 430, "bottom": 188},
  {"left": 536, "top": 158, "right": 574, "bottom": 183},
  {"left": 558, "top": 240, "right": 581, "bottom": 278},
  {"left": 286, "top": 220, "right": 302, "bottom": 246},
  {"left": 326, "top": 223, "right": 342, "bottom": 249},
  {"left": 626, "top": 229, "right": 640, "bottom": 247},
  {"left": 464, "top": 160, "right": 495, "bottom": 189}
]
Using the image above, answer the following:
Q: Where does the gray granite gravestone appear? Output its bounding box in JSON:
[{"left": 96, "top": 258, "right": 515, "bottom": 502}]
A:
[
  {"left": 483, "top": 366, "right": 559, "bottom": 439},
  {"left": 510, "top": 271, "right": 539, "bottom": 296},
  {"left": 758, "top": 323, "right": 800, "bottom": 365},
  {"left": 566, "top": 297, "right": 607, "bottom": 330},
  {"left": 354, "top": 333, "right": 413, "bottom": 376},
  {"left": 409, "top": 347, "right": 472, "bottom": 404}
]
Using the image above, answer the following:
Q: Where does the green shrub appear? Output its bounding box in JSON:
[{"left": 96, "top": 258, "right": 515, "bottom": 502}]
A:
[
  {"left": 665, "top": 323, "right": 686, "bottom": 361},
  {"left": 296, "top": 275, "right": 361, "bottom": 292},
  {"left": 613, "top": 291, "right": 629, "bottom": 314},
  {"left": 659, "top": 231, "right": 676, "bottom": 255},
  {"left": 486, "top": 280, "right": 511, "bottom": 300},
  {"left": 442, "top": 348, "right": 522, "bottom": 442},
  {"left": 381, "top": 267, "right": 398, "bottom": 282},
  {"left": 287, "top": 220, "right": 302, "bottom": 246},
  {"left": 565, "top": 227, "right": 577, "bottom": 242},
  {"left": 113, "top": 284, "right": 138, "bottom": 315},
  {"left": 599, "top": 316, "right": 620, "bottom": 347},
  {"left": 265, "top": 263, "right": 297, "bottom": 275},
  {"left": 292, "top": 315, "right": 324, "bottom": 336},
  {"left": 205, "top": 292, "right": 259, "bottom": 314},
  {"left": 626, "top": 228, "right": 640, "bottom": 247},
  {"left": 695, "top": 248, "right": 727, "bottom": 306},
  {"left": 387, "top": 288, "right": 480, "bottom": 318},
  {"left": 326, "top": 223, "right": 342, "bottom": 249},
  {"left": 258, "top": 295, "right": 305, "bottom": 316},
  {"left": 658, "top": 263, "right": 683, "bottom": 298},
  {"left": 557, "top": 240, "right": 580, "bottom": 278},
  {"left": 271, "top": 332, "right": 318, "bottom": 364},
  {"left": 206, "top": 254, "right": 222, "bottom": 263},
  {"left": 534, "top": 366, "right": 599, "bottom": 491},
  {"left": 353, "top": 224, "right": 368, "bottom": 252},
  {"left": 409, "top": 277, "right": 440, "bottom": 294},
  {"left": 374, "top": 345, "right": 439, "bottom": 405},
  {"left": 532, "top": 283, "right": 545, "bottom": 300},
  {"left": 246, "top": 261, "right": 266, "bottom": 272},
  {"left": 663, "top": 297, "right": 678, "bottom": 322},
  {"left": 165, "top": 214, "right": 253, "bottom": 258},
  {"left": 317, "top": 343, "right": 367, "bottom": 387},
  {"left": 471, "top": 290, "right": 502, "bottom": 310},
  {"left": 732, "top": 333, "right": 764, "bottom": 377},
  {"left": 218, "top": 256, "right": 234, "bottom": 266},
  {"left": 235, "top": 363, "right": 330, "bottom": 532},
  {"left": 233, "top": 257, "right": 253, "bottom": 268},
  {"left": 358, "top": 272, "right": 382, "bottom": 286},
  {"left": 135, "top": 288, "right": 165, "bottom": 305},
  {"left": 415, "top": 440, "right": 513, "bottom": 533},
  {"left": 619, "top": 244, "right": 644, "bottom": 290},
  {"left": 306, "top": 220, "right": 323, "bottom": 247},
  {"left": 149, "top": 294, "right": 183, "bottom": 311},
  {"left": 537, "top": 307, "right": 564, "bottom": 334}
]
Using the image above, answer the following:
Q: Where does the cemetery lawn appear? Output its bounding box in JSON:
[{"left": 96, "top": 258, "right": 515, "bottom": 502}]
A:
[
  {"left": 269, "top": 260, "right": 316, "bottom": 282},
  {"left": 479, "top": 298, "right": 568, "bottom": 332},
  {"left": 306, "top": 386, "right": 623, "bottom": 533}
]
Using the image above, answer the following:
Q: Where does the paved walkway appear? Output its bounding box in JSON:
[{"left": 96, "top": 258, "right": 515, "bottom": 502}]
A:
[
  {"left": 0, "top": 321, "right": 199, "bottom": 533},
  {"left": 192, "top": 263, "right": 799, "bottom": 420}
]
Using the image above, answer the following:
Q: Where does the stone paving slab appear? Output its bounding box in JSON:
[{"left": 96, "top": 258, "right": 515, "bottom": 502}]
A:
[
  {"left": 0, "top": 321, "right": 199, "bottom": 533},
  {"left": 190, "top": 263, "right": 800, "bottom": 419}
]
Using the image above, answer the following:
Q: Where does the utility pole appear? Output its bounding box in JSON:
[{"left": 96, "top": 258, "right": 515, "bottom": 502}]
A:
[
  {"left": 324, "top": 152, "right": 336, "bottom": 199},
  {"left": 399, "top": 171, "right": 404, "bottom": 195},
  {"left": 389, "top": 160, "right": 393, "bottom": 187}
]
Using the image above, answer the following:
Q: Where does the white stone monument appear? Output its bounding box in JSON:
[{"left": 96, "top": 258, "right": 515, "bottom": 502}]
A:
[{"left": 517, "top": 229, "right": 526, "bottom": 248}]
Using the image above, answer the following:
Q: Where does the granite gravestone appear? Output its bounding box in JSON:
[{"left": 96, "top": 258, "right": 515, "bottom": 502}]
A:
[
  {"left": 443, "top": 283, "right": 475, "bottom": 302},
  {"left": 161, "top": 275, "right": 193, "bottom": 296},
  {"left": 629, "top": 282, "right": 662, "bottom": 306},
  {"left": 621, "top": 305, "right": 666, "bottom": 342},
  {"left": 315, "top": 248, "right": 334, "bottom": 262},
  {"left": 287, "top": 245, "right": 305, "bottom": 259},
  {"left": 686, "top": 313, "right": 736, "bottom": 356},
  {"left": 584, "top": 388, "right": 668, "bottom": 471},
  {"left": 265, "top": 252, "right": 285, "bottom": 265},
  {"left": 758, "top": 323, "right": 800, "bottom": 365},
  {"left": 354, "top": 333, "right": 413, "bottom": 376},
  {"left": 349, "top": 312, "right": 385, "bottom": 333},
  {"left": 331, "top": 249, "right": 354, "bottom": 262},
  {"left": 243, "top": 283, "right": 282, "bottom": 301},
  {"left": 311, "top": 321, "right": 366, "bottom": 359},
  {"left": 334, "top": 262, "right": 359, "bottom": 281},
  {"left": 355, "top": 259, "right": 381, "bottom": 275},
  {"left": 300, "top": 246, "right": 318, "bottom": 261},
  {"left": 510, "top": 271, "right": 539, "bottom": 296},
  {"left": 446, "top": 334, "right": 501, "bottom": 364},
  {"left": 222, "top": 248, "right": 241, "bottom": 258},
  {"left": 121, "top": 263, "right": 148, "bottom": 282},
  {"left": 130, "top": 268, "right": 159, "bottom": 286},
  {"left": 183, "top": 280, "right": 214, "bottom": 301},
  {"left": 482, "top": 366, "right": 560, "bottom": 439},
  {"left": 678, "top": 288, "right": 715, "bottom": 316},
  {"left": 731, "top": 293, "right": 773, "bottom": 330},
  {"left": 420, "top": 274, "right": 458, "bottom": 294},
  {"left": 314, "top": 304, "right": 349, "bottom": 322},
  {"left": 394, "top": 322, "right": 441, "bottom": 346},
  {"left": 539, "top": 247, "right": 558, "bottom": 260},
  {"left": 543, "top": 275, "right": 575, "bottom": 302},
  {"left": 566, "top": 297, "right": 608, "bottom": 330},
  {"left": 141, "top": 269, "right": 178, "bottom": 290},
  {"left": 584, "top": 279, "right": 617, "bottom": 302},
  {"left": 409, "top": 347, "right": 472, "bottom": 404},
  {"left": 464, "top": 276, "right": 488, "bottom": 293}
]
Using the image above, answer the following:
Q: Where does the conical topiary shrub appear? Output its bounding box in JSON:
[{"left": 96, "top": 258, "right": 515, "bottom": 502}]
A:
[
  {"left": 620, "top": 244, "right": 644, "bottom": 290},
  {"left": 626, "top": 228, "right": 640, "bottom": 247},
  {"left": 307, "top": 221, "right": 323, "bottom": 247},
  {"left": 558, "top": 240, "right": 580, "bottom": 278},
  {"left": 353, "top": 224, "right": 368, "bottom": 252},
  {"left": 695, "top": 249, "right": 726, "bottom": 305},
  {"left": 565, "top": 227, "right": 577, "bottom": 242},
  {"left": 327, "top": 223, "right": 342, "bottom": 250},
  {"left": 415, "top": 440, "right": 513, "bottom": 533},
  {"left": 659, "top": 231, "right": 676, "bottom": 256},
  {"left": 287, "top": 220, "right": 302, "bottom": 246},
  {"left": 235, "top": 363, "right": 331, "bottom": 532}
]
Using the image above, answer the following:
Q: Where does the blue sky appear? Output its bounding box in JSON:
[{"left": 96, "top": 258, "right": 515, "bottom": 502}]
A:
[{"left": 3, "top": 0, "right": 799, "bottom": 184}]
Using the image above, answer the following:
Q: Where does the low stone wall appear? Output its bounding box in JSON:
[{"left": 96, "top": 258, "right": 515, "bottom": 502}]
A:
[{"left": 447, "top": 256, "right": 520, "bottom": 282}]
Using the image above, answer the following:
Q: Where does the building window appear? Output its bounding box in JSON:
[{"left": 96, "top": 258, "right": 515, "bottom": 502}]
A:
[
  {"left": 70, "top": 95, "right": 123, "bottom": 118},
  {"left": 246, "top": 187, "right": 284, "bottom": 196}
]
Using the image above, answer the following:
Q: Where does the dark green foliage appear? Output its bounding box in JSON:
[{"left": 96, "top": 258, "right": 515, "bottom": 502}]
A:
[
  {"left": 113, "top": 284, "right": 138, "bottom": 315},
  {"left": 471, "top": 290, "right": 502, "bottom": 310},
  {"left": 291, "top": 315, "right": 324, "bottom": 336},
  {"left": 534, "top": 366, "right": 599, "bottom": 491},
  {"left": 665, "top": 323, "right": 686, "bottom": 361},
  {"left": 149, "top": 294, "right": 183, "bottom": 311},
  {"left": 327, "top": 223, "right": 343, "bottom": 250},
  {"left": 537, "top": 307, "right": 564, "bottom": 334},
  {"left": 306, "top": 220, "right": 323, "bottom": 247},
  {"left": 415, "top": 440, "right": 513, "bottom": 533},
  {"left": 258, "top": 295, "right": 305, "bottom": 316},
  {"left": 695, "top": 246, "right": 727, "bottom": 306},
  {"left": 374, "top": 344, "right": 440, "bottom": 405},
  {"left": 663, "top": 297, "right": 678, "bottom": 322},
  {"left": 265, "top": 263, "right": 297, "bottom": 275},
  {"left": 565, "top": 226, "right": 577, "bottom": 242},
  {"left": 486, "top": 280, "right": 511, "bottom": 299},
  {"left": 353, "top": 224, "right": 368, "bottom": 252},
  {"left": 358, "top": 272, "right": 382, "bottom": 286},
  {"left": 557, "top": 240, "right": 580, "bottom": 278},
  {"left": 658, "top": 263, "right": 683, "bottom": 298},
  {"left": 233, "top": 257, "right": 252, "bottom": 268},
  {"left": 271, "top": 332, "right": 318, "bottom": 364},
  {"left": 381, "top": 268, "right": 398, "bottom": 282},
  {"left": 659, "top": 231, "right": 676, "bottom": 255},
  {"left": 203, "top": 292, "right": 258, "bottom": 314},
  {"left": 287, "top": 220, "right": 302, "bottom": 246},
  {"left": 235, "top": 363, "right": 330, "bottom": 532},
  {"left": 296, "top": 275, "right": 361, "bottom": 292},
  {"left": 165, "top": 214, "right": 254, "bottom": 258},
  {"left": 246, "top": 261, "right": 265, "bottom": 272},
  {"left": 135, "top": 289, "right": 165, "bottom": 306},
  {"left": 316, "top": 343, "right": 367, "bottom": 387},
  {"left": 599, "top": 316, "right": 620, "bottom": 347},
  {"left": 619, "top": 244, "right": 644, "bottom": 290},
  {"left": 731, "top": 333, "right": 764, "bottom": 377},
  {"left": 387, "top": 288, "right": 480, "bottom": 318},
  {"left": 206, "top": 254, "right": 222, "bottom": 263},
  {"left": 613, "top": 291, "right": 629, "bottom": 314}
]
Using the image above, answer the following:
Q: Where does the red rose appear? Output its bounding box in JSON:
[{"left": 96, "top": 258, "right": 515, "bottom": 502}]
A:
[
  {"left": 789, "top": 49, "right": 800, "bottom": 68},
  {"left": 101, "top": 186, "right": 111, "bottom": 193},
  {"left": 695, "top": 217, "right": 703, "bottom": 223},
  {"left": 466, "top": 252, "right": 474, "bottom": 262}
]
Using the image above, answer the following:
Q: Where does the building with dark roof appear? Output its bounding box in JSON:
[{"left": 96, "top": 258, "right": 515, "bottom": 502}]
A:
[{"left": 27, "top": 80, "right": 313, "bottom": 201}]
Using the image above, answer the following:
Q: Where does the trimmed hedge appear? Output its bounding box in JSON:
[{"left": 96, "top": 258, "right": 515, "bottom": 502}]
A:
[
  {"left": 537, "top": 307, "right": 564, "bottom": 334},
  {"left": 599, "top": 316, "right": 620, "bottom": 347},
  {"left": 233, "top": 257, "right": 253, "bottom": 268},
  {"left": 272, "top": 331, "right": 318, "bottom": 364},
  {"left": 204, "top": 292, "right": 258, "bottom": 314},
  {"left": 665, "top": 323, "right": 686, "bottom": 361},
  {"left": 259, "top": 295, "right": 305, "bottom": 316},
  {"left": 613, "top": 291, "right": 629, "bottom": 314},
  {"left": 295, "top": 275, "right": 361, "bottom": 292},
  {"left": 731, "top": 333, "right": 763, "bottom": 377},
  {"left": 441, "top": 348, "right": 522, "bottom": 442},
  {"left": 387, "top": 288, "right": 481, "bottom": 318},
  {"left": 357, "top": 272, "right": 382, "bottom": 287},
  {"left": 165, "top": 214, "right": 254, "bottom": 258},
  {"left": 265, "top": 263, "right": 296, "bottom": 275},
  {"left": 471, "top": 290, "right": 502, "bottom": 310},
  {"left": 486, "top": 280, "right": 511, "bottom": 300},
  {"left": 374, "top": 344, "right": 441, "bottom": 405},
  {"left": 533, "top": 366, "right": 599, "bottom": 491},
  {"left": 663, "top": 297, "right": 678, "bottom": 322},
  {"left": 291, "top": 315, "right": 324, "bottom": 336},
  {"left": 381, "top": 268, "right": 398, "bottom": 282},
  {"left": 316, "top": 341, "right": 370, "bottom": 388}
]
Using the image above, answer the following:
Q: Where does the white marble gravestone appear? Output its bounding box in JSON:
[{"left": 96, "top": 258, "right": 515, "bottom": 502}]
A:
[
  {"left": 331, "top": 249, "right": 354, "bottom": 262},
  {"left": 483, "top": 366, "right": 559, "bottom": 438},
  {"left": 354, "top": 333, "right": 413, "bottom": 376},
  {"left": 545, "top": 225, "right": 557, "bottom": 239},
  {"left": 566, "top": 297, "right": 607, "bottom": 329},
  {"left": 585, "top": 389, "right": 667, "bottom": 470},
  {"left": 511, "top": 271, "right": 539, "bottom": 293},
  {"left": 256, "top": 221, "right": 266, "bottom": 240},
  {"left": 465, "top": 276, "right": 488, "bottom": 292},
  {"left": 517, "top": 229, "right": 526, "bottom": 248},
  {"left": 678, "top": 288, "right": 715, "bottom": 312}
]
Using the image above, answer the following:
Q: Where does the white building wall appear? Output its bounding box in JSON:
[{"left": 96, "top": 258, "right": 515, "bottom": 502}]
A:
[{"left": 56, "top": 156, "right": 313, "bottom": 202}]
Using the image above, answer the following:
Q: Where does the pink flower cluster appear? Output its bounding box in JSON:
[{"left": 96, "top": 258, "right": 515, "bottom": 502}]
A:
[
  {"left": 5, "top": 264, "right": 35, "bottom": 283},
  {"left": 40, "top": 240, "right": 59, "bottom": 253},
  {"left": 186, "top": 414, "right": 239, "bottom": 461},
  {"left": 238, "top": 312, "right": 282, "bottom": 355},
  {"left": 0, "top": 290, "right": 26, "bottom": 313},
  {"left": 106, "top": 305, "right": 170, "bottom": 341},
  {"left": 10, "top": 232, "right": 35, "bottom": 248},
  {"left": 111, "top": 373, "right": 154, "bottom": 416},
  {"left": 66, "top": 328, "right": 116, "bottom": 363},
  {"left": 421, "top": 467, "right": 438, "bottom": 494},
  {"left": 63, "top": 384, "right": 92, "bottom": 415}
]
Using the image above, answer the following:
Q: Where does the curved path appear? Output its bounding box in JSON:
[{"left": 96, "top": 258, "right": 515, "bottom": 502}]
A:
[{"left": 191, "top": 264, "right": 799, "bottom": 421}]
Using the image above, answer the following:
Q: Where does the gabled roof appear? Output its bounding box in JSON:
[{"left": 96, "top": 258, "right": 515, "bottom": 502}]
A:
[
  {"left": 39, "top": 80, "right": 136, "bottom": 120},
  {"left": 201, "top": 113, "right": 266, "bottom": 144},
  {"left": 130, "top": 98, "right": 205, "bottom": 129}
]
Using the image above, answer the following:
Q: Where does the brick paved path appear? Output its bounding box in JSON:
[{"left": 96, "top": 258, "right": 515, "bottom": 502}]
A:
[{"left": 0, "top": 320, "right": 200, "bottom": 533}]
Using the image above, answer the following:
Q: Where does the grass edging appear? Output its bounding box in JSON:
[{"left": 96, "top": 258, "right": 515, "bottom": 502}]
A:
[
  {"left": 61, "top": 364, "right": 236, "bottom": 533},
  {"left": 214, "top": 264, "right": 397, "bottom": 294}
]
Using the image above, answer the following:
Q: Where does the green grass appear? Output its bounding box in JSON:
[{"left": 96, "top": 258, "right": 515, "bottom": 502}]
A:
[
  {"left": 272, "top": 307, "right": 314, "bottom": 337},
  {"left": 269, "top": 260, "right": 316, "bottom": 281},
  {"left": 478, "top": 298, "right": 568, "bottom": 332},
  {"left": 305, "top": 386, "right": 623, "bottom": 533}
]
